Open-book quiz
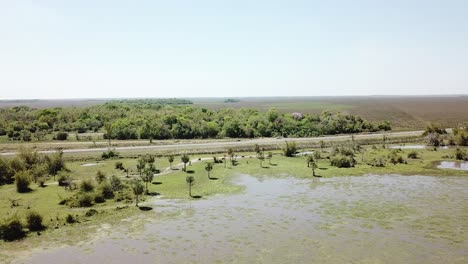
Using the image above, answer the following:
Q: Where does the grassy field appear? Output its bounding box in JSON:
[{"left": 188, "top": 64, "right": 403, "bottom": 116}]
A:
[{"left": 191, "top": 96, "right": 468, "bottom": 130}]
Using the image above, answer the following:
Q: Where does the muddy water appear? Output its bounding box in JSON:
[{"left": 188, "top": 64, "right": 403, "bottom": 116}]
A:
[{"left": 20, "top": 174, "right": 468, "bottom": 264}]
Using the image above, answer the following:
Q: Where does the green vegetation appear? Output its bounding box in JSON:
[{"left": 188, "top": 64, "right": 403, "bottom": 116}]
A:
[{"left": 0, "top": 101, "right": 391, "bottom": 143}]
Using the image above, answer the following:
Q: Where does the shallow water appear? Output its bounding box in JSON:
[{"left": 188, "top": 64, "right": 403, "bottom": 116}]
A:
[
  {"left": 389, "top": 145, "right": 448, "bottom": 149},
  {"left": 438, "top": 161, "right": 468, "bottom": 171},
  {"left": 19, "top": 174, "right": 468, "bottom": 264}
]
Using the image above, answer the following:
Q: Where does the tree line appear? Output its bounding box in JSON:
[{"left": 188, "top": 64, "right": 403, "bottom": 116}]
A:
[{"left": 0, "top": 99, "right": 392, "bottom": 141}]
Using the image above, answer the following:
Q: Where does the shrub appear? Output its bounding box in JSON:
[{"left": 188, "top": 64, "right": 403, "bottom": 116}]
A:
[
  {"left": 94, "top": 194, "right": 105, "bottom": 203},
  {"left": 425, "top": 132, "right": 441, "bottom": 147},
  {"left": 65, "top": 214, "right": 76, "bottom": 224},
  {"left": 77, "top": 194, "right": 94, "bottom": 207},
  {"left": 102, "top": 149, "right": 119, "bottom": 159},
  {"left": 85, "top": 209, "right": 98, "bottom": 217},
  {"left": 455, "top": 148, "right": 467, "bottom": 161},
  {"left": 388, "top": 150, "right": 405, "bottom": 164},
  {"left": 0, "top": 158, "right": 15, "bottom": 185},
  {"left": 369, "top": 157, "right": 386, "bottom": 167},
  {"left": 99, "top": 182, "right": 114, "bottom": 199},
  {"left": 15, "top": 171, "right": 31, "bottom": 193},
  {"left": 26, "top": 212, "right": 44, "bottom": 231},
  {"left": 115, "top": 162, "right": 124, "bottom": 170},
  {"left": 54, "top": 132, "right": 68, "bottom": 141},
  {"left": 80, "top": 179, "right": 95, "bottom": 193},
  {"left": 0, "top": 219, "right": 26, "bottom": 241},
  {"left": 282, "top": 141, "right": 297, "bottom": 157},
  {"left": 330, "top": 155, "right": 356, "bottom": 168},
  {"left": 407, "top": 151, "right": 419, "bottom": 159},
  {"left": 109, "top": 175, "right": 123, "bottom": 191},
  {"left": 57, "top": 173, "right": 72, "bottom": 187},
  {"left": 95, "top": 171, "right": 106, "bottom": 184},
  {"left": 456, "top": 132, "right": 468, "bottom": 146}
]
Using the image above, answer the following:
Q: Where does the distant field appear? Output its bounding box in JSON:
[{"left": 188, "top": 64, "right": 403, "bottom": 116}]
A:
[
  {"left": 1, "top": 96, "right": 467, "bottom": 131},
  {"left": 191, "top": 96, "right": 468, "bottom": 130}
]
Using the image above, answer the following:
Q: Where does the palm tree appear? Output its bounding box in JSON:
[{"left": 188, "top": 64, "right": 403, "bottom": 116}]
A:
[
  {"left": 136, "top": 156, "right": 146, "bottom": 177},
  {"left": 310, "top": 160, "right": 318, "bottom": 177},
  {"left": 186, "top": 176, "right": 195, "bottom": 197},
  {"left": 181, "top": 153, "right": 190, "bottom": 172},
  {"left": 257, "top": 151, "right": 265, "bottom": 168},
  {"left": 205, "top": 162, "right": 213, "bottom": 179},
  {"left": 168, "top": 155, "right": 174, "bottom": 169},
  {"left": 267, "top": 152, "right": 273, "bottom": 165},
  {"left": 227, "top": 148, "right": 234, "bottom": 165},
  {"left": 141, "top": 165, "right": 154, "bottom": 194},
  {"left": 130, "top": 179, "right": 144, "bottom": 207},
  {"left": 307, "top": 155, "right": 314, "bottom": 167}
]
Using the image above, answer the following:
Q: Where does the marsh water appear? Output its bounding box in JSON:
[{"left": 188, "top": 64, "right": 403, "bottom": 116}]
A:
[
  {"left": 438, "top": 161, "right": 468, "bottom": 171},
  {"left": 19, "top": 174, "right": 468, "bottom": 264}
]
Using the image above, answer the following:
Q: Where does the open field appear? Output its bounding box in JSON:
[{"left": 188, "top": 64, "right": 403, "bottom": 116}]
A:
[{"left": 191, "top": 96, "right": 468, "bottom": 130}]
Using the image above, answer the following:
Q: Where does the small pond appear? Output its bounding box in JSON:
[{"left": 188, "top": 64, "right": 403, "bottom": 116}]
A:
[
  {"left": 390, "top": 145, "right": 448, "bottom": 149},
  {"left": 437, "top": 161, "right": 468, "bottom": 171},
  {"left": 15, "top": 174, "right": 468, "bottom": 264}
]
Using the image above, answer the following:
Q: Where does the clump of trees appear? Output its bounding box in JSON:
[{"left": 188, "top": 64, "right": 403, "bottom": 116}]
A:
[
  {"left": 0, "top": 149, "right": 67, "bottom": 194},
  {"left": 330, "top": 147, "right": 356, "bottom": 168},
  {"left": 0, "top": 102, "right": 391, "bottom": 142},
  {"left": 282, "top": 141, "right": 297, "bottom": 157}
]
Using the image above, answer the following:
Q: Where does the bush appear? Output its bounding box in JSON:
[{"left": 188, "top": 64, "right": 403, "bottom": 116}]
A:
[
  {"left": 95, "top": 171, "right": 106, "bottom": 184},
  {"left": 282, "top": 141, "right": 297, "bottom": 157},
  {"left": 110, "top": 175, "right": 123, "bottom": 191},
  {"left": 330, "top": 155, "right": 356, "bottom": 168},
  {"left": 425, "top": 132, "right": 441, "bottom": 147},
  {"left": 65, "top": 214, "right": 76, "bottom": 224},
  {"left": 388, "top": 150, "right": 405, "bottom": 164},
  {"left": 369, "top": 157, "right": 386, "bottom": 167},
  {"left": 80, "top": 179, "right": 95, "bottom": 193},
  {"left": 77, "top": 194, "right": 94, "bottom": 207},
  {"left": 102, "top": 149, "right": 119, "bottom": 159},
  {"left": 57, "top": 173, "right": 72, "bottom": 187},
  {"left": 115, "top": 162, "right": 124, "bottom": 170},
  {"left": 85, "top": 209, "right": 98, "bottom": 217},
  {"left": 54, "top": 132, "right": 68, "bottom": 141},
  {"left": 94, "top": 194, "right": 105, "bottom": 203},
  {"left": 15, "top": 171, "right": 31, "bottom": 193},
  {"left": 26, "top": 211, "right": 44, "bottom": 231},
  {"left": 99, "top": 182, "right": 114, "bottom": 199},
  {"left": 455, "top": 148, "right": 467, "bottom": 161},
  {"left": 0, "top": 219, "right": 26, "bottom": 241},
  {"left": 407, "top": 151, "right": 419, "bottom": 159}
]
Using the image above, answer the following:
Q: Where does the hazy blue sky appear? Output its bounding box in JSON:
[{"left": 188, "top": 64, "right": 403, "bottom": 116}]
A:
[{"left": 1, "top": 0, "right": 467, "bottom": 99}]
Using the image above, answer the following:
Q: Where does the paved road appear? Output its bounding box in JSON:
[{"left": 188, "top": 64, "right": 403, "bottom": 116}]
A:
[{"left": 0, "top": 130, "right": 424, "bottom": 156}]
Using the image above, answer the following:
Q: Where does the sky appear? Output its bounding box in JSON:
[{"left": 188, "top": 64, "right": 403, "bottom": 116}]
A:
[{"left": 1, "top": 0, "right": 468, "bottom": 99}]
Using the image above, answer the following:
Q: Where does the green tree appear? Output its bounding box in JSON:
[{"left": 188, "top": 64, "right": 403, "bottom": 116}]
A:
[
  {"left": 130, "top": 179, "right": 144, "bottom": 207},
  {"left": 257, "top": 150, "right": 265, "bottom": 168},
  {"left": 181, "top": 153, "right": 190, "bottom": 172},
  {"left": 186, "top": 176, "right": 195, "bottom": 197},
  {"left": 168, "top": 155, "right": 174, "bottom": 169},
  {"left": 205, "top": 162, "right": 213, "bottom": 179},
  {"left": 15, "top": 171, "right": 31, "bottom": 193},
  {"left": 136, "top": 156, "right": 146, "bottom": 177},
  {"left": 104, "top": 123, "right": 113, "bottom": 146},
  {"left": 310, "top": 159, "right": 318, "bottom": 176},
  {"left": 141, "top": 165, "right": 155, "bottom": 194}
]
